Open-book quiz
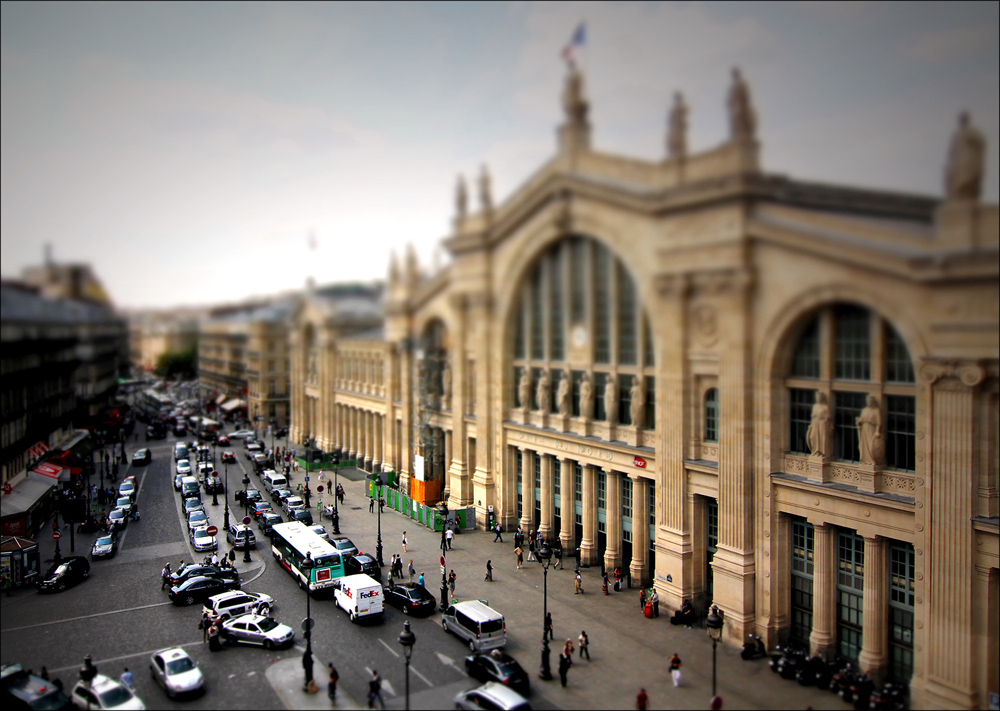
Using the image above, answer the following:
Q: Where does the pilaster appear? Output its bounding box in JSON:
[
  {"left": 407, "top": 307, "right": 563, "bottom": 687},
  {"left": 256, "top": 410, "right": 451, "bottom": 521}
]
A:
[
  {"left": 809, "top": 522, "right": 837, "bottom": 659},
  {"left": 559, "top": 457, "right": 575, "bottom": 552},
  {"left": 858, "top": 536, "right": 889, "bottom": 680},
  {"left": 630, "top": 475, "right": 650, "bottom": 586},
  {"left": 580, "top": 464, "right": 598, "bottom": 566},
  {"left": 519, "top": 448, "right": 534, "bottom": 532},
  {"left": 604, "top": 469, "right": 622, "bottom": 573},
  {"left": 540, "top": 454, "right": 554, "bottom": 539}
]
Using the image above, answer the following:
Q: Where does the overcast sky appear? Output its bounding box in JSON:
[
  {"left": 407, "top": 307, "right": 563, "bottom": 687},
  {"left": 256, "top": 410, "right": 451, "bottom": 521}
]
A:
[{"left": 2, "top": 1, "right": 997, "bottom": 310}]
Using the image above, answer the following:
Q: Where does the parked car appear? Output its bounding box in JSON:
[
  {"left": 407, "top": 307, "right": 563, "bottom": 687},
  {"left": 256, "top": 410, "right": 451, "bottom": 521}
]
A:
[
  {"left": 91, "top": 533, "right": 119, "bottom": 560},
  {"left": 38, "top": 556, "right": 90, "bottom": 593},
  {"left": 221, "top": 450, "right": 237, "bottom": 464},
  {"left": 220, "top": 613, "right": 294, "bottom": 649},
  {"left": 107, "top": 508, "right": 129, "bottom": 532},
  {"left": 117, "top": 481, "right": 136, "bottom": 500},
  {"left": 173, "top": 473, "right": 185, "bottom": 491},
  {"left": 271, "top": 487, "right": 293, "bottom": 504},
  {"left": 245, "top": 442, "right": 263, "bottom": 458},
  {"left": 308, "top": 524, "right": 332, "bottom": 543},
  {"left": 186, "top": 510, "right": 210, "bottom": 534},
  {"left": 382, "top": 581, "right": 437, "bottom": 616},
  {"left": 203, "top": 474, "right": 223, "bottom": 494},
  {"left": 1, "top": 662, "right": 72, "bottom": 710},
  {"left": 226, "top": 523, "right": 256, "bottom": 550},
  {"left": 175, "top": 459, "right": 192, "bottom": 476},
  {"left": 454, "top": 682, "right": 529, "bottom": 711},
  {"left": 114, "top": 496, "right": 134, "bottom": 517},
  {"left": 170, "top": 564, "right": 238, "bottom": 588},
  {"left": 191, "top": 526, "right": 217, "bottom": 553},
  {"left": 465, "top": 651, "right": 530, "bottom": 697},
  {"left": 169, "top": 576, "right": 238, "bottom": 606},
  {"left": 69, "top": 673, "right": 145, "bottom": 710},
  {"left": 183, "top": 498, "right": 205, "bottom": 515},
  {"left": 258, "top": 511, "right": 283, "bottom": 536},
  {"left": 329, "top": 535, "right": 359, "bottom": 557},
  {"left": 149, "top": 648, "right": 204, "bottom": 700},
  {"left": 131, "top": 448, "right": 152, "bottom": 465},
  {"left": 344, "top": 553, "right": 381, "bottom": 582},
  {"left": 229, "top": 430, "right": 255, "bottom": 440},
  {"left": 203, "top": 590, "right": 274, "bottom": 620},
  {"left": 290, "top": 509, "right": 313, "bottom": 526},
  {"left": 251, "top": 501, "right": 274, "bottom": 521}
]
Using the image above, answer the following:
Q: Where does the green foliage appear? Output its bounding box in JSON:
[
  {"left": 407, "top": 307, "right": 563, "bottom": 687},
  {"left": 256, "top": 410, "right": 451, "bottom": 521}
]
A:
[{"left": 155, "top": 347, "right": 198, "bottom": 379}]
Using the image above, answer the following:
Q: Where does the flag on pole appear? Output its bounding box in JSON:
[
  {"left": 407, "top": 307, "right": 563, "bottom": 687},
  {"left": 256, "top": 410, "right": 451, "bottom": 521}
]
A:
[{"left": 562, "top": 23, "right": 586, "bottom": 64}]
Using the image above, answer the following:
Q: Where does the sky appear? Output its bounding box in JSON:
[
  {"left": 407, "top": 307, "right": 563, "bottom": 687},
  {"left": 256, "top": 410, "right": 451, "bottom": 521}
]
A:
[{"left": 2, "top": 1, "right": 997, "bottom": 310}]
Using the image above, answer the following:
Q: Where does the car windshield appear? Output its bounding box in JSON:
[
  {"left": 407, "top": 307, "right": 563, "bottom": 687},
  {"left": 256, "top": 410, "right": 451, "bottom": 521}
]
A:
[
  {"left": 334, "top": 540, "right": 353, "bottom": 550},
  {"left": 96, "top": 536, "right": 112, "bottom": 546},
  {"left": 53, "top": 565, "right": 69, "bottom": 576},
  {"left": 110, "top": 511, "right": 124, "bottom": 520},
  {"left": 165, "top": 657, "right": 195, "bottom": 674},
  {"left": 98, "top": 685, "right": 133, "bottom": 706},
  {"left": 117, "top": 498, "right": 130, "bottom": 507},
  {"left": 257, "top": 618, "right": 280, "bottom": 632}
]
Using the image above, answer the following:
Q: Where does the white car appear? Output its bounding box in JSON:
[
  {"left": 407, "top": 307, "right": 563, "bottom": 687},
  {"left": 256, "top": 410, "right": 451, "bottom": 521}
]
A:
[
  {"left": 117, "top": 481, "right": 136, "bottom": 499},
  {"left": 229, "top": 430, "right": 255, "bottom": 440},
  {"left": 203, "top": 590, "right": 275, "bottom": 620},
  {"left": 308, "top": 524, "right": 331, "bottom": 543},
  {"left": 175, "top": 459, "right": 192, "bottom": 476},
  {"left": 148, "top": 647, "right": 204, "bottom": 699},
  {"left": 283, "top": 496, "right": 305, "bottom": 515},
  {"left": 186, "top": 510, "right": 209, "bottom": 534},
  {"left": 70, "top": 673, "right": 145, "bottom": 709},
  {"left": 220, "top": 613, "right": 294, "bottom": 649},
  {"left": 191, "top": 526, "right": 217, "bottom": 552}
]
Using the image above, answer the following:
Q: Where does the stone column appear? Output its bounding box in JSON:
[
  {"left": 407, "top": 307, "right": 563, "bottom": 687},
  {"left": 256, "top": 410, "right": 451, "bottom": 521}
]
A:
[
  {"left": 630, "top": 475, "right": 649, "bottom": 587},
  {"left": 539, "top": 454, "right": 554, "bottom": 540},
  {"left": 809, "top": 523, "right": 837, "bottom": 659},
  {"left": 375, "top": 414, "right": 384, "bottom": 472},
  {"left": 519, "top": 448, "right": 534, "bottom": 531},
  {"left": 603, "top": 469, "right": 622, "bottom": 573},
  {"left": 580, "top": 464, "right": 598, "bottom": 566},
  {"left": 559, "top": 457, "right": 575, "bottom": 551},
  {"left": 364, "top": 411, "right": 373, "bottom": 471},
  {"left": 348, "top": 408, "right": 357, "bottom": 460},
  {"left": 859, "top": 536, "right": 889, "bottom": 680}
]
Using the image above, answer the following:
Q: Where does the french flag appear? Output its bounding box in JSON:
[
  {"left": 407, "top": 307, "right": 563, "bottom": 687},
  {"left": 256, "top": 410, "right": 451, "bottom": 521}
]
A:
[{"left": 562, "top": 23, "right": 586, "bottom": 64}]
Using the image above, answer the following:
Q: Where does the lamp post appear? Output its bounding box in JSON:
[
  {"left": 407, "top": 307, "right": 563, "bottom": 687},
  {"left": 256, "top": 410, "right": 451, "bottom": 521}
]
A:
[
  {"left": 438, "top": 502, "right": 449, "bottom": 613},
  {"left": 398, "top": 621, "right": 415, "bottom": 711},
  {"left": 375, "top": 474, "right": 384, "bottom": 568},
  {"left": 537, "top": 541, "right": 553, "bottom": 680},
  {"left": 241, "top": 473, "right": 252, "bottom": 563},
  {"left": 223, "top": 460, "right": 230, "bottom": 532},
  {"left": 211, "top": 437, "right": 219, "bottom": 506},
  {"left": 331, "top": 451, "right": 340, "bottom": 534},
  {"left": 706, "top": 604, "right": 725, "bottom": 699},
  {"left": 301, "top": 551, "right": 315, "bottom": 693}
]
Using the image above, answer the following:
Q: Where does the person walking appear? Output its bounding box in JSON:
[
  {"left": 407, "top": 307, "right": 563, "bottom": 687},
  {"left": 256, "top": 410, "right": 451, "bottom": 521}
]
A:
[
  {"left": 448, "top": 569, "right": 457, "bottom": 598},
  {"left": 563, "top": 638, "right": 575, "bottom": 657},
  {"left": 369, "top": 497, "right": 375, "bottom": 513},
  {"left": 417, "top": 572, "right": 425, "bottom": 588},
  {"left": 327, "top": 663, "right": 339, "bottom": 706},
  {"left": 408, "top": 559, "right": 416, "bottom": 582},
  {"left": 401, "top": 531, "right": 408, "bottom": 553},
  {"left": 201, "top": 611, "right": 211, "bottom": 643},
  {"left": 578, "top": 630, "right": 590, "bottom": 660},
  {"left": 527, "top": 530, "right": 537, "bottom": 562},
  {"left": 574, "top": 569, "right": 583, "bottom": 594},
  {"left": 445, "top": 527, "right": 454, "bottom": 550},
  {"left": 602, "top": 571, "right": 610, "bottom": 595},
  {"left": 514, "top": 545, "right": 524, "bottom": 570},
  {"left": 545, "top": 612, "right": 554, "bottom": 641},
  {"left": 484, "top": 559, "right": 493, "bottom": 582},
  {"left": 493, "top": 521, "right": 503, "bottom": 543},
  {"left": 367, "top": 669, "right": 385, "bottom": 709},
  {"left": 120, "top": 668, "right": 134, "bottom": 689},
  {"left": 637, "top": 688, "right": 649, "bottom": 710},
  {"left": 558, "top": 650, "right": 572, "bottom": 687},
  {"left": 669, "top": 653, "right": 683, "bottom": 687},
  {"left": 161, "top": 563, "right": 172, "bottom": 590}
]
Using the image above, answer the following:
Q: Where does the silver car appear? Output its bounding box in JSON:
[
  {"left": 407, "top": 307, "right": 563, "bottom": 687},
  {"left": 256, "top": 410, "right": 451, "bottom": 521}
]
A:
[
  {"left": 187, "top": 510, "right": 209, "bottom": 534},
  {"left": 191, "top": 526, "right": 217, "bottom": 552},
  {"left": 220, "top": 613, "right": 294, "bottom": 650},
  {"left": 149, "top": 647, "right": 204, "bottom": 699}
]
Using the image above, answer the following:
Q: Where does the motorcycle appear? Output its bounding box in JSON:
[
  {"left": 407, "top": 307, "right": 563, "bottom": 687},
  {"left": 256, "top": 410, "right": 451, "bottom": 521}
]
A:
[
  {"left": 868, "top": 681, "right": 908, "bottom": 711},
  {"left": 741, "top": 634, "right": 768, "bottom": 660},
  {"left": 773, "top": 646, "right": 808, "bottom": 680},
  {"left": 795, "top": 655, "right": 828, "bottom": 686},
  {"left": 848, "top": 673, "right": 875, "bottom": 709},
  {"left": 841, "top": 671, "right": 872, "bottom": 704},
  {"left": 829, "top": 661, "right": 858, "bottom": 697}
]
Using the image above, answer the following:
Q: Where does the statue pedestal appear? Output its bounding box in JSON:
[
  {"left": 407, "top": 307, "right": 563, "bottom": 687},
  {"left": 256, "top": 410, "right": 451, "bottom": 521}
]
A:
[
  {"left": 626, "top": 427, "right": 642, "bottom": 447},
  {"left": 538, "top": 412, "right": 551, "bottom": 430},
  {"left": 807, "top": 455, "right": 830, "bottom": 483},
  {"left": 521, "top": 408, "right": 532, "bottom": 426},
  {"left": 555, "top": 414, "right": 571, "bottom": 433},
  {"left": 858, "top": 463, "right": 882, "bottom": 494}
]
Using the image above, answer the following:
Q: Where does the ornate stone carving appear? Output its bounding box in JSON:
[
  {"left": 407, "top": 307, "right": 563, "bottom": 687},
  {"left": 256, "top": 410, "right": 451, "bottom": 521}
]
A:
[
  {"left": 692, "top": 303, "right": 718, "bottom": 347},
  {"left": 702, "top": 445, "right": 718, "bottom": 459},
  {"left": 518, "top": 369, "right": 532, "bottom": 410},
  {"left": 945, "top": 112, "right": 985, "bottom": 201},
  {"left": 727, "top": 67, "right": 757, "bottom": 142},
  {"left": 856, "top": 395, "right": 884, "bottom": 466},
  {"left": 604, "top": 374, "right": 618, "bottom": 426},
  {"left": 630, "top": 377, "right": 645, "bottom": 429},
  {"left": 536, "top": 370, "right": 551, "bottom": 415},
  {"left": 667, "top": 91, "right": 688, "bottom": 160},
  {"left": 441, "top": 359, "right": 452, "bottom": 410},
  {"left": 557, "top": 368, "right": 571, "bottom": 416},
  {"left": 806, "top": 391, "right": 833, "bottom": 458},
  {"left": 579, "top": 372, "right": 594, "bottom": 420},
  {"left": 919, "top": 359, "right": 986, "bottom": 387},
  {"left": 455, "top": 174, "right": 468, "bottom": 221},
  {"left": 883, "top": 474, "right": 916, "bottom": 494},
  {"left": 784, "top": 455, "right": 809, "bottom": 473},
  {"left": 832, "top": 467, "right": 860, "bottom": 484}
]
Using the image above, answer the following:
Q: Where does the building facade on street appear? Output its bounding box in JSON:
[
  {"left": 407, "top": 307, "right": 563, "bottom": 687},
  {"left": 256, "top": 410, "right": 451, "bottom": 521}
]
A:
[
  {"left": 288, "top": 68, "right": 998, "bottom": 708},
  {"left": 129, "top": 315, "right": 198, "bottom": 373}
]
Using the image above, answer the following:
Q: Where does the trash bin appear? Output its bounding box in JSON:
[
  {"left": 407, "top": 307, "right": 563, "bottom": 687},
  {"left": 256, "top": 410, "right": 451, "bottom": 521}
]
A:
[{"left": 645, "top": 602, "right": 654, "bottom": 619}]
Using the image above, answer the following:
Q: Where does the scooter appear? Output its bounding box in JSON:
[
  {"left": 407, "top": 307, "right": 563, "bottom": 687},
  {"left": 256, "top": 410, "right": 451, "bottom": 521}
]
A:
[
  {"left": 796, "top": 655, "right": 828, "bottom": 686},
  {"left": 773, "top": 646, "right": 808, "bottom": 680},
  {"left": 868, "top": 681, "right": 908, "bottom": 711},
  {"left": 845, "top": 673, "right": 874, "bottom": 708},
  {"left": 741, "top": 634, "right": 768, "bottom": 660},
  {"left": 829, "top": 661, "right": 858, "bottom": 697}
]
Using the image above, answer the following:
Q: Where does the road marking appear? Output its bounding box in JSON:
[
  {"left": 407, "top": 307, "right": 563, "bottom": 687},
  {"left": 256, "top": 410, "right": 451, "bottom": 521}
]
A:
[
  {"left": 364, "top": 667, "right": 397, "bottom": 697},
  {"left": 2, "top": 600, "right": 173, "bottom": 633},
  {"left": 377, "top": 638, "right": 400, "bottom": 658},
  {"left": 46, "top": 639, "right": 203, "bottom": 674},
  {"left": 411, "top": 665, "right": 434, "bottom": 687}
]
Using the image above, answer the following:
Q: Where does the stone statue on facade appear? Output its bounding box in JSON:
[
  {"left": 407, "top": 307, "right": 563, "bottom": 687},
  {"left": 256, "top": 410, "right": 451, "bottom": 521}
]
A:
[
  {"left": 536, "top": 370, "right": 551, "bottom": 415},
  {"left": 557, "top": 368, "right": 571, "bottom": 416},
  {"left": 667, "top": 91, "right": 688, "bottom": 160},
  {"left": 579, "top": 372, "right": 594, "bottom": 419},
  {"left": 455, "top": 175, "right": 468, "bottom": 220},
  {"left": 630, "top": 377, "right": 645, "bottom": 429},
  {"left": 806, "top": 390, "right": 832, "bottom": 458},
  {"left": 441, "top": 359, "right": 452, "bottom": 410},
  {"left": 727, "top": 67, "right": 757, "bottom": 142},
  {"left": 604, "top": 374, "right": 618, "bottom": 425},
  {"left": 519, "top": 369, "right": 532, "bottom": 410},
  {"left": 945, "top": 111, "right": 985, "bottom": 201},
  {"left": 856, "top": 394, "right": 884, "bottom": 466},
  {"left": 307, "top": 348, "right": 317, "bottom": 380}
]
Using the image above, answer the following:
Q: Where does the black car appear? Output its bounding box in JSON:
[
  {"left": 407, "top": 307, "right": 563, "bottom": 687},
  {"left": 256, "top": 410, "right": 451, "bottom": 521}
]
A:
[
  {"left": 258, "top": 511, "right": 284, "bottom": 536},
  {"left": 169, "top": 576, "right": 237, "bottom": 606},
  {"left": 465, "top": 651, "right": 530, "bottom": 697},
  {"left": 344, "top": 554, "right": 382, "bottom": 582},
  {"left": 1, "top": 663, "right": 72, "bottom": 709},
  {"left": 251, "top": 502, "right": 274, "bottom": 523},
  {"left": 291, "top": 509, "right": 313, "bottom": 526},
  {"left": 132, "top": 448, "right": 152, "bottom": 465},
  {"left": 171, "top": 564, "right": 240, "bottom": 588},
  {"left": 382, "top": 581, "right": 437, "bottom": 616},
  {"left": 38, "top": 556, "right": 90, "bottom": 593}
]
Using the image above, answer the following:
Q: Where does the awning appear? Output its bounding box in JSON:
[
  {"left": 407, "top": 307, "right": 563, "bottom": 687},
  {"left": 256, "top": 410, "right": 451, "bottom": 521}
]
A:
[
  {"left": 0, "top": 479, "right": 54, "bottom": 521},
  {"left": 215, "top": 394, "right": 228, "bottom": 405},
  {"left": 28, "top": 462, "right": 71, "bottom": 483},
  {"left": 1, "top": 536, "right": 37, "bottom": 553},
  {"left": 220, "top": 399, "right": 246, "bottom": 412}
]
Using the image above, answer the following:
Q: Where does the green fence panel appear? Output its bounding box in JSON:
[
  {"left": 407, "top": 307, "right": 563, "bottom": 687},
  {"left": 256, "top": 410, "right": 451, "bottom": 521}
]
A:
[{"left": 455, "top": 509, "right": 467, "bottom": 529}]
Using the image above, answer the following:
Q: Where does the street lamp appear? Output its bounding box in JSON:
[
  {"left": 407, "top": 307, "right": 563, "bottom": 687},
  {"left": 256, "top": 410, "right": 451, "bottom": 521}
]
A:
[
  {"left": 438, "top": 501, "right": 449, "bottom": 613},
  {"left": 211, "top": 437, "right": 219, "bottom": 506},
  {"left": 301, "top": 552, "right": 315, "bottom": 693},
  {"left": 398, "top": 621, "right": 415, "bottom": 711},
  {"left": 375, "top": 475, "right": 384, "bottom": 568},
  {"left": 331, "top": 450, "right": 341, "bottom": 534},
  {"left": 241, "top": 473, "right": 252, "bottom": 563},
  {"left": 706, "top": 605, "right": 725, "bottom": 699},
  {"left": 223, "top": 460, "right": 231, "bottom": 532},
  {"left": 537, "top": 541, "right": 553, "bottom": 680}
]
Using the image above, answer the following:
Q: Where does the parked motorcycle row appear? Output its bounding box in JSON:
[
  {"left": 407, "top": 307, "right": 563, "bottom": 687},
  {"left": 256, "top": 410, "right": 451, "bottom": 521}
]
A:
[{"left": 740, "top": 636, "right": 908, "bottom": 711}]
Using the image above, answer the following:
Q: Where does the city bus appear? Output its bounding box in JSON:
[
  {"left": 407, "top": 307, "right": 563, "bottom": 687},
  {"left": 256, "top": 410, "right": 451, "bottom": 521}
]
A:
[{"left": 270, "top": 521, "right": 344, "bottom": 592}]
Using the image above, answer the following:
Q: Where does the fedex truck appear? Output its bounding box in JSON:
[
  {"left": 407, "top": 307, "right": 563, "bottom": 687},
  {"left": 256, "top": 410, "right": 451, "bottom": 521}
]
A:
[{"left": 333, "top": 574, "right": 384, "bottom": 623}]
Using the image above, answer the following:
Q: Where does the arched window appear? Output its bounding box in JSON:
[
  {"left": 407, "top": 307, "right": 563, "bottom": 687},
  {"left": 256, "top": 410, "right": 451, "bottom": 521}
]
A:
[
  {"left": 704, "top": 388, "right": 719, "bottom": 443},
  {"left": 786, "top": 306, "right": 916, "bottom": 470}
]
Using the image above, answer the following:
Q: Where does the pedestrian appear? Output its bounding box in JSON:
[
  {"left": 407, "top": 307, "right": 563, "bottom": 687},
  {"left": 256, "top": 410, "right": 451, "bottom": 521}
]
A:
[
  {"left": 40, "top": 667, "right": 50, "bottom": 681},
  {"left": 418, "top": 572, "right": 425, "bottom": 588},
  {"left": 563, "top": 638, "right": 575, "bottom": 657},
  {"left": 161, "top": 563, "right": 172, "bottom": 590},
  {"left": 484, "top": 559, "right": 493, "bottom": 582},
  {"left": 120, "top": 668, "right": 134, "bottom": 689},
  {"left": 602, "top": 571, "right": 610, "bottom": 595},
  {"left": 513, "top": 530, "right": 521, "bottom": 549},
  {"left": 545, "top": 612, "right": 554, "bottom": 641},
  {"left": 368, "top": 669, "right": 385, "bottom": 709},
  {"left": 200, "top": 611, "right": 211, "bottom": 643},
  {"left": 448, "top": 569, "right": 457, "bottom": 597},
  {"left": 649, "top": 587, "right": 659, "bottom": 618},
  {"left": 445, "top": 527, "right": 454, "bottom": 550},
  {"left": 378, "top": 496, "right": 385, "bottom": 513},
  {"left": 211, "top": 552, "right": 219, "bottom": 567},
  {"left": 369, "top": 497, "right": 375, "bottom": 513},
  {"left": 527, "top": 530, "right": 536, "bottom": 562},
  {"left": 552, "top": 539, "right": 563, "bottom": 569},
  {"left": 558, "top": 650, "right": 572, "bottom": 687},
  {"left": 578, "top": 630, "right": 590, "bottom": 660},
  {"left": 669, "top": 653, "right": 683, "bottom": 687},
  {"left": 574, "top": 570, "right": 583, "bottom": 594},
  {"left": 408, "top": 559, "right": 416, "bottom": 582},
  {"left": 401, "top": 531, "right": 408, "bottom": 553},
  {"left": 637, "top": 688, "right": 649, "bottom": 710},
  {"left": 639, "top": 586, "right": 647, "bottom": 611},
  {"left": 209, "top": 623, "right": 222, "bottom": 652},
  {"left": 493, "top": 522, "right": 503, "bottom": 543},
  {"left": 328, "top": 663, "right": 339, "bottom": 706},
  {"left": 514, "top": 545, "right": 523, "bottom": 569}
]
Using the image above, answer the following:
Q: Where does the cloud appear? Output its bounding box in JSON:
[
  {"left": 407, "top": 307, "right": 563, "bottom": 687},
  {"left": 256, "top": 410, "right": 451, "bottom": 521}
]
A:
[{"left": 901, "top": 24, "right": 998, "bottom": 64}]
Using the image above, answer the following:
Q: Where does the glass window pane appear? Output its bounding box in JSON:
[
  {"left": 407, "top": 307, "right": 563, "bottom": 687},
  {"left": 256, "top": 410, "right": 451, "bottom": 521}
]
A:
[
  {"left": 886, "top": 395, "right": 915, "bottom": 472},
  {"left": 791, "top": 318, "right": 820, "bottom": 378},
  {"left": 618, "top": 263, "right": 637, "bottom": 365},
  {"left": 597, "top": 471, "right": 607, "bottom": 509},
  {"left": 834, "top": 306, "right": 870, "bottom": 381},
  {"left": 594, "top": 372, "right": 608, "bottom": 421},
  {"left": 595, "top": 244, "right": 611, "bottom": 363},
  {"left": 645, "top": 376, "right": 656, "bottom": 430},
  {"left": 621, "top": 476, "right": 632, "bottom": 518},
  {"left": 571, "top": 371, "right": 585, "bottom": 418},
  {"left": 571, "top": 238, "right": 586, "bottom": 323},
  {"left": 885, "top": 325, "right": 915, "bottom": 384},
  {"left": 704, "top": 388, "right": 719, "bottom": 443},
  {"left": 834, "top": 392, "right": 866, "bottom": 462},
  {"left": 514, "top": 304, "right": 526, "bottom": 360},
  {"left": 619, "top": 374, "right": 633, "bottom": 425},
  {"left": 531, "top": 268, "right": 545, "bottom": 360},
  {"left": 788, "top": 388, "right": 814, "bottom": 455}
]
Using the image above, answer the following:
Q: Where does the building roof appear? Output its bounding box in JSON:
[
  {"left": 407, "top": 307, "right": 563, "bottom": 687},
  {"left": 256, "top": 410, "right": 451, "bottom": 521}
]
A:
[{"left": 0, "top": 282, "right": 121, "bottom": 327}]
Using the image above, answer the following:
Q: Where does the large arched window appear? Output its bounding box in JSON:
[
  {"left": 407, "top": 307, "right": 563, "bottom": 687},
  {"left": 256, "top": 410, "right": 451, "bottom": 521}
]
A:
[
  {"left": 510, "top": 236, "right": 655, "bottom": 426},
  {"left": 786, "top": 305, "right": 916, "bottom": 471}
]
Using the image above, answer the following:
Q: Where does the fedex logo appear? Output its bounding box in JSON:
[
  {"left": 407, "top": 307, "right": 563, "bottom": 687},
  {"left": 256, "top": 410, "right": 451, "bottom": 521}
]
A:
[{"left": 360, "top": 590, "right": 380, "bottom": 599}]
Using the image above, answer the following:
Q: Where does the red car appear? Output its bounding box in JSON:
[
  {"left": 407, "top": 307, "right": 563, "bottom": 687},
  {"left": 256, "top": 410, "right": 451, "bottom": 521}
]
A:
[
  {"left": 221, "top": 450, "right": 237, "bottom": 464},
  {"left": 217, "top": 435, "right": 230, "bottom": 446}
]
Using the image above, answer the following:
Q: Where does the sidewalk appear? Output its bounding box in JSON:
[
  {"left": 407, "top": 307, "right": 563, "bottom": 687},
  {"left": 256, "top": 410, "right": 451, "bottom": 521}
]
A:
[{"left": 265, "top": 656, "right": 361, "bottom": 710}]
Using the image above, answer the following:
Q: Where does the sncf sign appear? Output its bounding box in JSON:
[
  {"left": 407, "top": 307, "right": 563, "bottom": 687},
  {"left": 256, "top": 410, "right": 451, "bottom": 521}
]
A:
[{"left": 634, "top": 456, "right": 647, "bottom": 469}]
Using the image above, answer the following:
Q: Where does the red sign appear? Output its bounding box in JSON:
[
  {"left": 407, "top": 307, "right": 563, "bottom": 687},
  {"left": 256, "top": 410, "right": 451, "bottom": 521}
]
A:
[
  {"left": 2, "top": 482, "right": 11, "bottom": 495},
  {"left": 242, "top": 516, "right": 251, "bottom": 526},
  {"left": 316, "top": 485, "right": 324, "bottom": 493},
  {"left": 206, "top": 526, "right": 219, "bottom": 537},
  {"left": 52, "top": 530, "right": 62, "bottom": 541},
  {"left": 634, "top": 456, "right": 647, "bottom": 469}
]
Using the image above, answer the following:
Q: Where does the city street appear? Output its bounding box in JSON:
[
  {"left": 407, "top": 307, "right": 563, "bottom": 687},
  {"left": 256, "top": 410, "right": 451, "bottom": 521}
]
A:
[{"left": 2, "top": 432, "right": 855, "bottom": 709}]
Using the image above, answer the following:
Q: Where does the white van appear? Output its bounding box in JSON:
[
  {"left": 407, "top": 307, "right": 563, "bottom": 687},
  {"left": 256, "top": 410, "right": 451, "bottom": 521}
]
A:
[
  {"left": 333, "top": 574, "right": 384, "bottom": 623},
  {"left": 262, "top": 471, "right": 287, "bottom": 494},
  {"left": 442, "top": 599, "right": 506, "bottom": 652}
]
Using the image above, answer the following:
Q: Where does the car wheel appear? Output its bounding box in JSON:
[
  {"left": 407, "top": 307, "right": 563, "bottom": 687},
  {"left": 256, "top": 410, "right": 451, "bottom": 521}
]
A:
[
  {"left": 264, "top": 640, "right": 275, "bottom": 650},
  {"left": 402, "top": 604, "right": 410, "bottom": 616},
  {"left": 58, "top": 582, "right": 66, "bottom": 592},
  {"left": 442, "top": 619, "right": 449, "bottom": 632},
  {"left": 185, "top": 595, "right": 196, "bottom": 606},
  {"left": 469, "top": 639, "right": 477, "bottom": 653},
  {"left": 350, "top": 611, "right": 357, "bottom": 622}
]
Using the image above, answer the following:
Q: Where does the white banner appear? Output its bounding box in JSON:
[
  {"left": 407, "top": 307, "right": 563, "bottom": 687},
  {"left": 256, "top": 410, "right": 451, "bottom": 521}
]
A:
[{"left": 414, "top": 454, "right": 425, "bottom": 481}]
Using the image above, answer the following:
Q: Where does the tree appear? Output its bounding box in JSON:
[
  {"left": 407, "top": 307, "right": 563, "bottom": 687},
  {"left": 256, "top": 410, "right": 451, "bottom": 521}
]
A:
[{"left": 155, "top": 347, "right": 198, "bottom": 380}]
